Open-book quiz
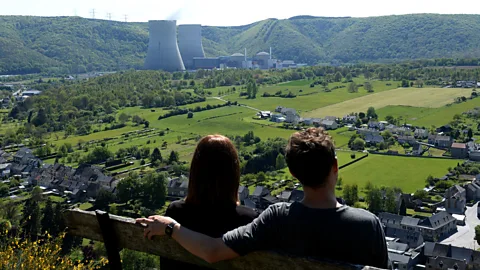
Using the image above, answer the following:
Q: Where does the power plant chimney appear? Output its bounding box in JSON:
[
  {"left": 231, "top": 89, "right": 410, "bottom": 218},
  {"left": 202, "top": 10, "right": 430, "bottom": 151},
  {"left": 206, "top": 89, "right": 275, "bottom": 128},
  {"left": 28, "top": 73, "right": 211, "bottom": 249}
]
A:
[
  {"left": 144, "top": 20, "right": 185, "bottom": 72},
  {"left": 270, "top": 47, "right": 272, "bottom": 59},
  {"left": 244, "top": 48, "right": 247, "bottom": 61},
  {"left": 178, "top": 24, "right": 205, "bottom": 70}
]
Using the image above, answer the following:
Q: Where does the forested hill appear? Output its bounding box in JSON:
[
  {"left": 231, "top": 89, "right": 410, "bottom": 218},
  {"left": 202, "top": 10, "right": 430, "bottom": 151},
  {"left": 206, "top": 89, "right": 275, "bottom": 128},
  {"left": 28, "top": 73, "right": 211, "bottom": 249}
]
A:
[{"left": 2, "top": 14, "right": 480, "bottom": 74}]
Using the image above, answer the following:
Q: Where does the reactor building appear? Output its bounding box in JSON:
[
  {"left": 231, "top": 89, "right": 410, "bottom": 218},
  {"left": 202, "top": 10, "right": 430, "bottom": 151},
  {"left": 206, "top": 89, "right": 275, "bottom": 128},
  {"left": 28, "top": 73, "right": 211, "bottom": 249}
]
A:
[
  {"left": 144, "top": 20, "right": 185, "bottom": 72},
  {"left": 178, "top": 24, "right": 205, "bottom": 70}
]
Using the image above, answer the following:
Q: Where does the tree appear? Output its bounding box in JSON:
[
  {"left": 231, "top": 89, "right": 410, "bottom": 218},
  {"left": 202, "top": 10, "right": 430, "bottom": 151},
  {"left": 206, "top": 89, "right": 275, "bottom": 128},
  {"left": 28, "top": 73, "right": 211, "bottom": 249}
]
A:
[
  {"left": 384, "top": 188, "right": 398, "bottom": 214},
  {"left": 94, "top": 189, "right": 115, "bottom": 211},
  {"left": 366, "top": 107, "right": 378, "bottom": 119},
  {"left": 385, "top": 115, "right": 395, "bottom": 125},
  {"left": 336, "top": 177, "right": 343, "bottom": 189},
  {"left": 31, "top": 186, "right": 43, "bottom": 202},
  {"left": 348, "top": 82, "right": 358, "bottom": 93},
  {"left": 364, "top": 81, "right": 374, "bottom": 92},
  {"left": 413, "top": 190, "right": 428, "bottom": 200},
  {"left": 116, "top": 172, "right": 140, "bottom": 203},
  {"left": 275, "top": 154, "right": 286, "bottom": 170},
  {"left": 352, "top": 138, "right": 366, "bottom": 150},
  {"left": 120, "top": 249, "right": 160, "bottom": 270},
  {"left": 141, "top": 172, "right": 167, "bottom": 209},
  {"left": 334, "top": 72, "right": 343, "bottom": 82},
  {"left": 343, "top": 184, "right": 359, "bottom": 205},
  {"left": 366, "top": 186, "right": 383, "bottom": 214},
  {"left": 83, "top": 147, "right": 113, "bottom": 164},
  {"left": 41, "top": 199, "right": 55, "bottom": 235},
  {"left": 151, "top": 147, "right": 163, "bottom": 162},
  {"left": 168, "top": 150, "right": 179, "bottom": 164},
  {"left": 468, "top": 128, "right": 473, "bottom": 139},
  {"left": 118, "top": 112, "right": 129, "bottom": 124},
  {"left": 256, "top": 172, "right": 267, "bottom": 183},
  {"left": 21, "top": 199, "right": 41, "bottom": 240},
  {"left": 475, "top": 225, "right": 480, "bottom": 246},
  {"left": 132, "top": 115, "right": 143, "bottom": 125},
  {"left": 187, "top": 112, "right": 193, "bottom": 118},
  {"left": 0, "top": 184, "right": 8, "bottom": 197}
]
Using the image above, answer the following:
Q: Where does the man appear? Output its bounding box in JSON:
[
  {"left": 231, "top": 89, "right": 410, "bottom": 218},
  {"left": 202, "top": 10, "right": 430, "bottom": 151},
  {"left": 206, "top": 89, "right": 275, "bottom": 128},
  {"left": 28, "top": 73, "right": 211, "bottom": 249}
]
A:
[{"left": 136, "top": 128, "right": 388, "bottom": 268}]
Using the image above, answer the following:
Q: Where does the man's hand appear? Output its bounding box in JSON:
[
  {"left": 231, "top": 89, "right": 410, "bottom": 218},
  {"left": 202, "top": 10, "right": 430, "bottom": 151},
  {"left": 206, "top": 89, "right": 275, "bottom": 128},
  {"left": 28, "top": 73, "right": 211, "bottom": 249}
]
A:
[{"left": 135, "top": 215, "right": 177, "bottom": 240}]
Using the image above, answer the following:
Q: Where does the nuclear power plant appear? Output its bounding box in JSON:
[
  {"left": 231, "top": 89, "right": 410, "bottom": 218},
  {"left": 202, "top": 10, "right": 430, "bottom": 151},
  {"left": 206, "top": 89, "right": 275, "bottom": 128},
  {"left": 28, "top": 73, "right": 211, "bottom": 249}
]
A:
[
  {"left": 144, "top": 20, "right": 303, "bottom": 72},
  {"left": 178, "top": 24, "right": 205, "bottom": 70},
  {"left": 144, "top": 20, "right": 185, "bottom": 72}
]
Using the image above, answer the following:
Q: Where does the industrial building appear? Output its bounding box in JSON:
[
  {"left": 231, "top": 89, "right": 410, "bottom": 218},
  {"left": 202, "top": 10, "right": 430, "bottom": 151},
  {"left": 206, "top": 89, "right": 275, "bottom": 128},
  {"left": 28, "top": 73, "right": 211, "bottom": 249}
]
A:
[
  {"left": 178, "top": 25, "right": 205, "bottom": 70},
  {"left": 143, "top": 19, "right": 301, "bottom": 72},
  {"left": 144, "top": 20, "right": 185, "bottom": 72}
]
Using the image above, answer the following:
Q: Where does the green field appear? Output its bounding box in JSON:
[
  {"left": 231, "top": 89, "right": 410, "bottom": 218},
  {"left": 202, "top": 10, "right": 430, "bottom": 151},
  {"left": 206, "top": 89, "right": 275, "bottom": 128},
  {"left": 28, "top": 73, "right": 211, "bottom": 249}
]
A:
[
  {"left": 338, "top": 154, "right": 459, "bottom": 195},
  {"left": 377, "top": 96, "right": 480, "bottom": 127},
  {"left": 304, "top": 87, "right": 471, "bottom": 118},
  {"left": 221, "top": 78, "right": 399, "bottom": 113}
]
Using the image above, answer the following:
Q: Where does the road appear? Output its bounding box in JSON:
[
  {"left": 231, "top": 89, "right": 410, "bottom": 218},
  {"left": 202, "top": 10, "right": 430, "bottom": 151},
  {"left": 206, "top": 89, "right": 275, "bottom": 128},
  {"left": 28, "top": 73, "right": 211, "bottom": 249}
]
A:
[
  {"left": 211, "top": 97, "right": 262, "bottom": 112},
  {"left": 440, "top": 203, "right": 480, "bottom": 249}
]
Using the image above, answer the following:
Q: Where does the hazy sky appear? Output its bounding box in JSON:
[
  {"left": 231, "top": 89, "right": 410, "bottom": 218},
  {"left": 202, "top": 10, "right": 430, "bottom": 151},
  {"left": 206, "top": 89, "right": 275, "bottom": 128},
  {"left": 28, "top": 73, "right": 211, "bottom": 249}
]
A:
[{"left": 2, "top": 0, "right": 480, "bottom": 26}]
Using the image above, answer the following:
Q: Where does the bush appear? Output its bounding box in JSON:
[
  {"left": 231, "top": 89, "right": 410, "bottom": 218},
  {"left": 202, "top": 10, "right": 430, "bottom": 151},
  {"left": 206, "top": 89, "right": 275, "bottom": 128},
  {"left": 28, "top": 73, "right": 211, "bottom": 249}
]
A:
[{"left": 350, "top": 153, "right": 356, "bottom": 159}]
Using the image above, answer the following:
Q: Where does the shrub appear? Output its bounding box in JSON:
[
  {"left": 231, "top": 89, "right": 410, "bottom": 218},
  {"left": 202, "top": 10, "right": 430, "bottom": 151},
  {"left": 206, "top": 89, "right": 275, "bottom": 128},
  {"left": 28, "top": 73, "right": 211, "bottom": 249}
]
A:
[{"left": 0, "top": 233, "right": 107, "bottom": 269}]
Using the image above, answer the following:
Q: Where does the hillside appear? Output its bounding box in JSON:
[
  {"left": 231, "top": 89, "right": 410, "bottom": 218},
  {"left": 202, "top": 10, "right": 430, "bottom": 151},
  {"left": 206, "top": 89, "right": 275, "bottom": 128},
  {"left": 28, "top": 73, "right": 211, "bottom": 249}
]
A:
[{"left": 2, "top": 14, "right": 480, "bottom": 74}]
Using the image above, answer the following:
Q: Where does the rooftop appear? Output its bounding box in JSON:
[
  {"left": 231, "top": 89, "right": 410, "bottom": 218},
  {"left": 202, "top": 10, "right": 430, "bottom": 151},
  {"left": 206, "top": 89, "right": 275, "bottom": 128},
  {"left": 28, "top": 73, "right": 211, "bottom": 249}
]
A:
[{"left": 451, "top": 142, "right": 466, "bottom": 149}]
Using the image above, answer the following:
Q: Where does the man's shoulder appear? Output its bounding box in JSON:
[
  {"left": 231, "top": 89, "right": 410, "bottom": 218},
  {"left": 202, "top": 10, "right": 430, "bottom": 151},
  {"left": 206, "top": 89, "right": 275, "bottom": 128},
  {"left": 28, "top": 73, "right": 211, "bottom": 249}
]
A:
[
  {"left": 236, "top": 205, "right": 260, "bottom": 219},
  {"left": 341, "top": 206, "right": 380, "bottom": 224}
]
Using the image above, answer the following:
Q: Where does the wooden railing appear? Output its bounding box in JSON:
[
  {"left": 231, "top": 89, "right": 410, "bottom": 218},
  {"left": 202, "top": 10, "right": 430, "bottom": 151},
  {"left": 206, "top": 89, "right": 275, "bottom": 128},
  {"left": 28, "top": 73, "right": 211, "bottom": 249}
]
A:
[{"left": 64, "top": 209, "right": 379, "bottom": 270}]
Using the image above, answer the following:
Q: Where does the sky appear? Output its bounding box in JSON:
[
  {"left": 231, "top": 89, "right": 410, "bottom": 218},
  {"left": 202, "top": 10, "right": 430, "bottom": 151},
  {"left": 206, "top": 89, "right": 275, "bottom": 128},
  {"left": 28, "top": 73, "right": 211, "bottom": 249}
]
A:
[{"left": 1, "top": 0, "right": 480, "bottom": 26}]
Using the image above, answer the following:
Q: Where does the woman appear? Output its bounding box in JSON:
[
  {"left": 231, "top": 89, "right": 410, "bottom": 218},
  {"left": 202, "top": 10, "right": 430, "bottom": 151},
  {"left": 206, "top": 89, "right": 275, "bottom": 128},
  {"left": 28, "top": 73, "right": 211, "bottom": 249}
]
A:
[{"left": 160, "top": 134, "right": 258, "bottom": 269}]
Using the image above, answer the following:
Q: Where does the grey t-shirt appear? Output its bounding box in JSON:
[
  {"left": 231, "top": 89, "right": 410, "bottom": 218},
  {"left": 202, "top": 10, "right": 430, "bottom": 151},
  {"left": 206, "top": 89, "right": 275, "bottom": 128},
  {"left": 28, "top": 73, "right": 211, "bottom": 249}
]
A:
[{"left": 222, "top": 202, "right": 388, "bottom": 268}]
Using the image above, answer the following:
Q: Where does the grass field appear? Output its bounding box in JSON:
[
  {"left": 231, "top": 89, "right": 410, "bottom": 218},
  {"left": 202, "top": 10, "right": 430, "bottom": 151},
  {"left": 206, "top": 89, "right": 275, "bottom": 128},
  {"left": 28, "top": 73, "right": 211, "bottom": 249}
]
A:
[
  {"left": 338, "top": 154, "right": 459, "bottom": 195},
  {"left": 220, "top": 79, "right": 399, "bottom": 113},
  {"left": 304, "top": 87, "right": 472, "bottom": 118},
  {"left": 377, "top": 97, "right": 480, "bottom": 127}
]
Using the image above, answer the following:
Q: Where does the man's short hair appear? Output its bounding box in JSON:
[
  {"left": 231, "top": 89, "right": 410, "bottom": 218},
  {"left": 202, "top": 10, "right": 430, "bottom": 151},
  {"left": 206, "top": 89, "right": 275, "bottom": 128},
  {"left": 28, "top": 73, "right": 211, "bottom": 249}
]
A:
[{"left": 285, "top": 127, "right": 336, "bottom": 188}]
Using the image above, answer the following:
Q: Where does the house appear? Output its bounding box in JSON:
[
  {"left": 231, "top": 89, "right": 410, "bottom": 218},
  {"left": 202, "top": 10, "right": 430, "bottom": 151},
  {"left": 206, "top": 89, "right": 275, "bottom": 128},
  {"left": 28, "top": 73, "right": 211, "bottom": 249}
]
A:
[
  {"left": 302, "top": 118, "right": 313, "bottom": 125},
  {"left": 250, "top": 186, "right": 270, "bottom": 203},
  {"left": 397, "top": 135, "right": 417, "bottom": 145},
  {"left": 257, "top": 111, "right": 271, "bottom": 119},
  {"left": 320, "top": 120, "right": 338, "bottom": 130},
  {"left": 356, "top": 128, "right": 380, "bottom": 136},
  {"left": 260, "top": 195, "right": 279, "bottom": 209},
  {"left": 424, "top": 242, "right": 480, "bottom": 270},
  {"left": 436, "top": 125, "right": 453, "bottom": 133},
  {"left": 368, "top": 121, "right": 385, "bottom": 131},
  {"left": 414, "top": 129, "right": 429, "bottom": 139},
  {"left": 379, "top": 212, "right": 457, "bottom": 242},
  {"left": 365, "top": 134, "right": 384, "bottom": 145},
  {"left": 387, "top": 241, "right": 423, "bottom": 270},
  {"left": 277, "top": 190, "right": 292, "bottom": 202},
  {"left": 167, "top": 175, "right": 189, "bottom": 197},
  {"left": 270, "top": 114, "right": 286, "bottom": 123},
  {"left": 428, "top": 135, "right": 452, "bottom": 148},
  {"left": 324, "top": 116, "right": 337, "bottom": 122},
  {"left": 451, "top": 143, "right": 468, "bottom": 159},
  {"left": 445, "top": 185, "right": 466, "bottom": 215},
  {"left": 238, "top": 186, "right": 249, "bottom": 203},
  {"left": 343, "top": 115, "right": 357, "bottom": 123},
  {"left": 289, "top": 189, "right": 304, "bottom": 202},
  {"left": 312, "top": 118, "right": 322, "bottom": 127},
  {"left": 466, "top": 181, "right": 480, "bottom": 201},
  {"left": 13, "top": 148, "right": 35, "bottom": 164},
  {"left": 275, "top": 106, "right": 284, "bottom": 113},
  {"left": 395, "top": 127, "right": 412, "bottom": 136},
  {"left": 384, "top": 227, "right": 424, "bottom": 249},
  {"left": 280, "top": 107, "right": 296, "bottom": 115},
  {"left": 285, "top": 111, "right": 300, "bottom": 124}
]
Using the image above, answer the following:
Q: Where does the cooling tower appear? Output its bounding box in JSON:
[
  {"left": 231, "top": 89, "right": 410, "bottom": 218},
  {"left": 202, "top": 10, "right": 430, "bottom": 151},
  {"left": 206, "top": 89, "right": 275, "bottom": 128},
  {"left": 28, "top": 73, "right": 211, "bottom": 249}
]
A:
[
  {"left": 144, "top": 20, "right": 185, "bottom": 72},
  {"left": 178, "top": 24, "right": 205, "bottom": 70}
]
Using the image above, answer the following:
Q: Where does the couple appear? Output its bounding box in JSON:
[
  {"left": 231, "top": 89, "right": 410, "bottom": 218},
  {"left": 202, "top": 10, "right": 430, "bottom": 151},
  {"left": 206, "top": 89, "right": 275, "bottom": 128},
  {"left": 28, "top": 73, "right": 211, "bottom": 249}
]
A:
[{"left": 136, "top": 128, "right": 388, "bottom": 269}]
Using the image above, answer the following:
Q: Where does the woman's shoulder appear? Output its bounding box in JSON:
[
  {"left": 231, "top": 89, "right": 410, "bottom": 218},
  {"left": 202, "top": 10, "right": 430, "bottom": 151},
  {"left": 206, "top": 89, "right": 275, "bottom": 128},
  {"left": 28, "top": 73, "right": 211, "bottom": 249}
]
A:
[
  {"left": 165, "top": 200, "right": 187, "bottom": 216},
  {"left": 235, "top": 205, "right": 259, "bottom": 219}
]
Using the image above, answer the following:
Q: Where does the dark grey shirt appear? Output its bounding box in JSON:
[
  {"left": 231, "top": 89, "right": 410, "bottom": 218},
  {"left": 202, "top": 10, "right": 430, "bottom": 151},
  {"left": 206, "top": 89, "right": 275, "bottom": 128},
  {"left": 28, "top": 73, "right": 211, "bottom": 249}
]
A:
[{"left": 222, "top": 202, "right": 388, "bottom": 268}]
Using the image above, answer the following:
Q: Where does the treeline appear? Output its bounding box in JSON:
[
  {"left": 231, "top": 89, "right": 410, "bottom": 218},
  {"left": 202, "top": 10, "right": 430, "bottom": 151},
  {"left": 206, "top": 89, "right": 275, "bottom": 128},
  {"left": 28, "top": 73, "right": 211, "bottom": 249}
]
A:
[{"left": 158, "top": 101, "right": 238, "bottom": 120}]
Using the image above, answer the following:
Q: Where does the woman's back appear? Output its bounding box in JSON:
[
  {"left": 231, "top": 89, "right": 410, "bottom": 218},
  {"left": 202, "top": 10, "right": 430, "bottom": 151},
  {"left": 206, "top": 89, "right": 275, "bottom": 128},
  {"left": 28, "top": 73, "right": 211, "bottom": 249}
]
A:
[{"left": 160, "top": 200, "right": 258, "bottom": 269}]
